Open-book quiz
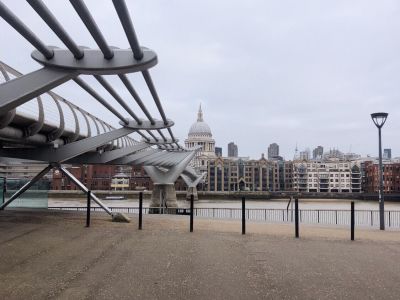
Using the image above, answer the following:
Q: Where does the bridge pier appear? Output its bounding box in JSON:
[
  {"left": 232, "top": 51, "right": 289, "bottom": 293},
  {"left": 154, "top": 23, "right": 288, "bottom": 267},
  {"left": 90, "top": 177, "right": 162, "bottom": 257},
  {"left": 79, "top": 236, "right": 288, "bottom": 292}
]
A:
[
  {"left": 181, "top": 167, "right": 205, "bottom": 201},
  {"left": 145, "top": 151, "right": 197, "bottom": 213},
  {"left": 149, "top": 184, "right": 178, "bottom": 214}
]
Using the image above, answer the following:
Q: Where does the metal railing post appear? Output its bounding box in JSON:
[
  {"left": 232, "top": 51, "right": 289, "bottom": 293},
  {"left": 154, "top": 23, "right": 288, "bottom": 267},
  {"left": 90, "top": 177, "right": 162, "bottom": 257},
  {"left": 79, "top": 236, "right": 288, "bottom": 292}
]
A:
[
  {"left": 242, "top": 196, "right": 246, "bottom": 235},
  {"left": 86, "top": 190, "right": 91, "bottom": 227},
  {"left": 190, "top": 194, "right": 194, "bottom": 232},
  {"left": 371, "top": 211, "right": 373, "bottom": 226},
  {"left": 351, "top": 201, "right": 355, "bottom": 241},
  {"left": 138, "top": 192, "right": 143, "bottom": 230},
  {"left": 295, "top": 197, "right": 299, "bottom": 238}
]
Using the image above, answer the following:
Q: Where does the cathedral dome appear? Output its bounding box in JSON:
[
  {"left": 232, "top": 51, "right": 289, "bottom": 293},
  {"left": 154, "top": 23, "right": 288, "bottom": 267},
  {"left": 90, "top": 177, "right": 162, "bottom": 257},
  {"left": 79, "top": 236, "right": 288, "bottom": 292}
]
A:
[{"left": 188, "top": 105, "right": 212, "bottom": 137}]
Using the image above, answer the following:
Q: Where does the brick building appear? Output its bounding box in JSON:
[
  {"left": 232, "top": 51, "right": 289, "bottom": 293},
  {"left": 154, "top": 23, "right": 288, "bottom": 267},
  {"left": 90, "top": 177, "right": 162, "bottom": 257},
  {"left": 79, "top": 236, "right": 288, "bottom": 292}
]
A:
[
  {"left": 51, "top": 164, "right": 186, "bottom": 191},
  {"left": 364, "top": 162, "right": 400, "bottom": 193},
  {"left": 52, "top": 165, "right": 117, "bottom": 191}
]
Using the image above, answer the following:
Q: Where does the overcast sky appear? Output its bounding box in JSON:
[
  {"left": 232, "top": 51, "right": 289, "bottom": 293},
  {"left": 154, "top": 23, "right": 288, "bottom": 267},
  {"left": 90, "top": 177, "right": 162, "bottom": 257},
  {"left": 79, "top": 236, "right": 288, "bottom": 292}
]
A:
[{"left": 1, "top": 0, "right": 400, "bottom": 159}]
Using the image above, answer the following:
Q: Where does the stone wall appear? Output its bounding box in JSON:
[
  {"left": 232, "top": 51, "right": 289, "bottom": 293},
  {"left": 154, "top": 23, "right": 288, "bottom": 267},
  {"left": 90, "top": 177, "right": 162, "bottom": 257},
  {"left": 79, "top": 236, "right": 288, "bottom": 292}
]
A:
[{"left": 48, "top": 190, "right": 400, "bottom": 202}]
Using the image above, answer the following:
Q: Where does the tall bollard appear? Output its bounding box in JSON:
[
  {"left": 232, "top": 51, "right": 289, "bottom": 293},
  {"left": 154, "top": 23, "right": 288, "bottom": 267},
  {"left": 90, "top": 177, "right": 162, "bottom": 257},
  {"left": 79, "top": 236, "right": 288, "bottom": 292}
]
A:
[
  {"left": 351, "top": 201, "right": 355, "bottom": 241},
  {"left": 294, "top": 197, "right": 299, "bottom": 238},
  {"left": 138, "top": 192, "right": 143, "bottom": 230},
  {"left": 242, "top": 196, "right": 246, "bottom": 235},
  {"left": 86, "top": 190, "right": 91, "bottom": 228},
  {"left": 190, "top": 194, "right": 194, "bottom": 232}
]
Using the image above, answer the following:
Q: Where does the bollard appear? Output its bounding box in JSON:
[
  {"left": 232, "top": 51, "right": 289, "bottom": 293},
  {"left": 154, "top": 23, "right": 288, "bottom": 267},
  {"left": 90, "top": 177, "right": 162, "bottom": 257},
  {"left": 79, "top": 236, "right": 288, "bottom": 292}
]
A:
[
  {"left": 242, "top": 196, "right": 246, "bottom": 235},
  {"left": 351, "top": 201, "right": 355, "bottom": 241},
  {"left": 138, "top": 192, "right": 143, "bottom": 230},
  {"left": 190, "top": 194, "right": 194, "bottom": 232},
  {"left": 294, "top": 197, "right": 299, "bottom": 238},
  {"left": 86, "top": 190, "right": 91, "bottom": 227}
]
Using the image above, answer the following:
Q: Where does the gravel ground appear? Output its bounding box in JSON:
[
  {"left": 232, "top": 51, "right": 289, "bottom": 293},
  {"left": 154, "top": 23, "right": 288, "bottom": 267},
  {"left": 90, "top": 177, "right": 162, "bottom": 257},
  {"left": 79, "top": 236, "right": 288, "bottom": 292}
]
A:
[{"left": 0, "top": 209, "right": 400, "bottom": 299}]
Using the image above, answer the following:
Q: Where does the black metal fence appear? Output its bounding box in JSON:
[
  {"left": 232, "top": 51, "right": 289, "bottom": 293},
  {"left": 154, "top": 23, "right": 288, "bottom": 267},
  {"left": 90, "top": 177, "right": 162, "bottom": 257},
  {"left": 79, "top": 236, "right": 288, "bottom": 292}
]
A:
[{"left": 48, "top": 206, "right": 400, "bottom": 228}]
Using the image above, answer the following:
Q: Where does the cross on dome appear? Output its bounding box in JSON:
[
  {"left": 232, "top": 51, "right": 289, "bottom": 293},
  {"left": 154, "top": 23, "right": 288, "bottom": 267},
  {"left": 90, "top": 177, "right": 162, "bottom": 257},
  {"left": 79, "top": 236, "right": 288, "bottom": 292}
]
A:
[
  {"left": 197, "top": 104, "right": 203, "bottom": 122},
  {"left": 188, "top": 103, "right": 212, "bottom": 138}
]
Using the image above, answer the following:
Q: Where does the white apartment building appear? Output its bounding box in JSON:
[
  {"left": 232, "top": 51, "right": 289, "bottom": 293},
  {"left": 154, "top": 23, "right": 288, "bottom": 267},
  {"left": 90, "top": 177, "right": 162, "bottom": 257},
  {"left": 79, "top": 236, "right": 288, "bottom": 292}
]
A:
[{"left": 293, "top": 161, "right": 361, "bottom": 193}]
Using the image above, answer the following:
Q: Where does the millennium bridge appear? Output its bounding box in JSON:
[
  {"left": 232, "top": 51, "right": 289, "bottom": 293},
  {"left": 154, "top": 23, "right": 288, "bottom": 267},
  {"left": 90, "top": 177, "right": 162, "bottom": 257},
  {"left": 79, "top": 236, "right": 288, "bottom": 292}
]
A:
[{"left": 0, "top": 0, "right": 204, "bottom": 221}]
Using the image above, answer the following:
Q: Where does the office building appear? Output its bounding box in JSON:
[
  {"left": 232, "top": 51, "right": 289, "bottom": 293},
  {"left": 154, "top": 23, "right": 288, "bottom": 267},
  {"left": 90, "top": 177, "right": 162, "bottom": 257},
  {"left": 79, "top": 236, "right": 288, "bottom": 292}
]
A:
[
  {"left": 299, "top": 150, "right": 310, "bottom": 161},
  {"left": 267, "top": 143, "right": 279, "bottom": 159},
  {"left": 383, "top": 149, "right": 392, "bottom": 160},
  {"left": 215, "top": 147, "right": 222, "bottom": 157},
  {"left": 228, "top": 142, "right": 238, "bottom": 157},
  {"left": 312, "top": 146, "right": 324, "bottom": 160}
]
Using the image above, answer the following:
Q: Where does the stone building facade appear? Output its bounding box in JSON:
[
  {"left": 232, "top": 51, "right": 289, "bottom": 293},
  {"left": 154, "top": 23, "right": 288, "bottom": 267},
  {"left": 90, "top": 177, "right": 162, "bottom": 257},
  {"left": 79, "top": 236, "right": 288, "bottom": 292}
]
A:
[
  {"left": 184, "top": 105, "right": 216, "bottom": 173},
  {"left": 184, "top": 105, "right": 216, "bottom": 191},
  {"left": 207, "top": 155, "right": 293, "bottom": 192}
]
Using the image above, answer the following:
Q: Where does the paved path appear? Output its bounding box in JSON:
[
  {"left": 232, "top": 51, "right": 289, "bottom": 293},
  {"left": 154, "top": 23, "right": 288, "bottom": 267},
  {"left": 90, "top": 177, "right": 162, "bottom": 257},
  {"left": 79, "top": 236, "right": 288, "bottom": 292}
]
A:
[{"left": 0, "top": 209, "right": 400, "bottom": 299}]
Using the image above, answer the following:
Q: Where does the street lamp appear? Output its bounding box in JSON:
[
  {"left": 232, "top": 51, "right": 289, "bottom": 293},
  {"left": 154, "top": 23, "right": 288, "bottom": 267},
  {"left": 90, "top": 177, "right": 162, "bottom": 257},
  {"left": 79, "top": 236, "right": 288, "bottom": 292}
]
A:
[{"left": 371, "top": 112, "right": 388, "bottom": 230}]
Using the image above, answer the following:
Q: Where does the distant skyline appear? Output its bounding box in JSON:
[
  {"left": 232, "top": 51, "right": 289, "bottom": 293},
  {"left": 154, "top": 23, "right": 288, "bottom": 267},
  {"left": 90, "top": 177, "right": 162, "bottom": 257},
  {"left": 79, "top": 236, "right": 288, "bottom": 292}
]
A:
[{"left": 2, "top": 1, "right": 399, "bottom": 159}]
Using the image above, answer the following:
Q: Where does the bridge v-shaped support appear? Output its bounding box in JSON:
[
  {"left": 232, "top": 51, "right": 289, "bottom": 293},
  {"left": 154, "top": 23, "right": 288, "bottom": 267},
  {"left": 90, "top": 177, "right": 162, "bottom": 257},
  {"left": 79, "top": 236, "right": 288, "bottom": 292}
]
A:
[
  {"left": 181, "top": 165, "right": 206, "bottom": 187},
  {"left": 144, "top": 151, "right": 196, "bottom": 211},
  {"left": 181, "top": 169, "right": 206, "bottom": 201},
  {"left": 144, "top": 151, "right": 195, "bottom": 184}
]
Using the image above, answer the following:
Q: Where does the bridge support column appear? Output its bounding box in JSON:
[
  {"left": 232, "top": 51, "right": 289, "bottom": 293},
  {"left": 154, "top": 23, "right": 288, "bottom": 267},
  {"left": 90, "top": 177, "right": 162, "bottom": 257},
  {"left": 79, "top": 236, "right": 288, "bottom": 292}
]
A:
[
  {"left": 145, "top": 151, "right": 197, "bottom": 214},
  {"left": 181, "top": 168, "right": 205, "bottom": 202},
  {"left": 149, "top": 183, "right": 178, "bottom": 214}
]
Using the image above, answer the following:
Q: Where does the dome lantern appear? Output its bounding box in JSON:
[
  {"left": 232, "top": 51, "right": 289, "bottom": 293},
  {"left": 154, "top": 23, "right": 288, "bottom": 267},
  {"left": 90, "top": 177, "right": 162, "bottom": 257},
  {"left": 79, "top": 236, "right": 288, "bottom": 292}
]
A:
[{"left": 188, "top": 104, "right": 212, "bottom": 138}]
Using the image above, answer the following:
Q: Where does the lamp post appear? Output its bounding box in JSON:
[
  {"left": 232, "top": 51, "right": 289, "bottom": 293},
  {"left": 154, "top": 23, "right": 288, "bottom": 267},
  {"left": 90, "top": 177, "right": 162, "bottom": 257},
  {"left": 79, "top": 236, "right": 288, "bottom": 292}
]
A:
[{"left": 371, "top": 112, "right": 388, "bottom": 230}]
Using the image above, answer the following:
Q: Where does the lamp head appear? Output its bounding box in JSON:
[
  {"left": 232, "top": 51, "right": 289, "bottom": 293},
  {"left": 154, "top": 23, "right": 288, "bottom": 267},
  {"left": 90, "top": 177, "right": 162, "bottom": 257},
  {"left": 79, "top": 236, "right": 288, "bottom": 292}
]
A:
[{"left": 371, "top": 112, "right": 388, "bottom": 128}]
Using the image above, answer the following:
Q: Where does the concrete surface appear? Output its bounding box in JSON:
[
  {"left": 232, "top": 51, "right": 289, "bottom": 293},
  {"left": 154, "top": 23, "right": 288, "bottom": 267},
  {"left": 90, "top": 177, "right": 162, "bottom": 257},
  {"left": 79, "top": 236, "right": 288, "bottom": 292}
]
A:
[{"left": 1, "top": 209, "right": 400, "bottom": 299}]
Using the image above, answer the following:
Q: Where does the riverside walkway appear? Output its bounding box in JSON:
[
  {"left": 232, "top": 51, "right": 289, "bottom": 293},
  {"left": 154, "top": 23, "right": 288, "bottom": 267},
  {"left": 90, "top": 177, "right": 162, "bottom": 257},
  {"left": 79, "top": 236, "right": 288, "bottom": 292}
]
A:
[{"left": 1, "top": 209, "right": 400, "bottom": 299}]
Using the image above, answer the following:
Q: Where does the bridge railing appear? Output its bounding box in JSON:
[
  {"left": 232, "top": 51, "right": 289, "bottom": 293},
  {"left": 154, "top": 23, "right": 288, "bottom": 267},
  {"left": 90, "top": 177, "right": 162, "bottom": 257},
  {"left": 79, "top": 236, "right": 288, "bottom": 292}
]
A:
[{"left": 47, "top": 206, "right": 400, "bottom": 228}]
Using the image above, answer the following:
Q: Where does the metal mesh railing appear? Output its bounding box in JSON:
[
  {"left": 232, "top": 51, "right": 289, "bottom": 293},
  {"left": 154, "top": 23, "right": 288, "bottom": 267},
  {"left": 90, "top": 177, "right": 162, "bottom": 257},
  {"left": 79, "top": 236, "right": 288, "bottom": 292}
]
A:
[{"left": 48, "top": 206, "right": 400, "bottom": 228}]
